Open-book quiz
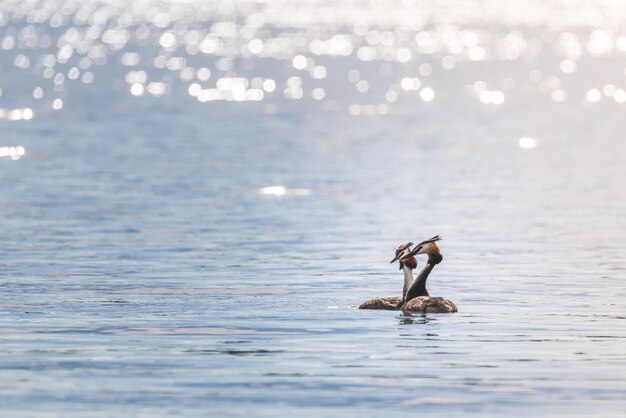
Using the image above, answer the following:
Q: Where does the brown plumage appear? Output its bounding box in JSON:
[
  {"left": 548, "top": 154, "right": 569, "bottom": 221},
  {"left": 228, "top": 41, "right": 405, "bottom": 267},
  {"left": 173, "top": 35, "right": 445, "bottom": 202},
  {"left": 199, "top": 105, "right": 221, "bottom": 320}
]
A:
[
  {"left": 400, "top": 256, "right": 417, "bottom": 270},
  {"left": 402, "top": 296, "right": 457, "bottom": 313},
  {"left": 358, "top": 296, "right": 402, "bottom": 310}
]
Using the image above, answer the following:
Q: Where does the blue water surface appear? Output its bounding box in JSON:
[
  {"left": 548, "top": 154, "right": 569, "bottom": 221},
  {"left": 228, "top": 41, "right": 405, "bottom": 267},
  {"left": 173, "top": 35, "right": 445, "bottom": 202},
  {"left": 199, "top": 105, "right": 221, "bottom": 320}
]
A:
[{"left": 1, "top": 1, "right": 625, "bottom": 416}]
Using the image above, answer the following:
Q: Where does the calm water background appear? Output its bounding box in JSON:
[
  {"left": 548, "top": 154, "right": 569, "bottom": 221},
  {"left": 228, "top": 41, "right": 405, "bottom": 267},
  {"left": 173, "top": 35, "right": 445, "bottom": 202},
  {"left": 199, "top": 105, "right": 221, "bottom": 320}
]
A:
[{"left": 1, "top": 1, "right": 625, "bottom": 416}]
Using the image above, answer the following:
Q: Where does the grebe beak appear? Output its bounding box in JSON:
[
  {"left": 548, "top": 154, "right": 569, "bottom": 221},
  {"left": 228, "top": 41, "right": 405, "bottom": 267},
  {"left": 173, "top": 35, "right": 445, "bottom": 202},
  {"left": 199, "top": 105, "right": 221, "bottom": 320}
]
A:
[{"left": 390, "top": 254, "right": 401, "bottom": 264}]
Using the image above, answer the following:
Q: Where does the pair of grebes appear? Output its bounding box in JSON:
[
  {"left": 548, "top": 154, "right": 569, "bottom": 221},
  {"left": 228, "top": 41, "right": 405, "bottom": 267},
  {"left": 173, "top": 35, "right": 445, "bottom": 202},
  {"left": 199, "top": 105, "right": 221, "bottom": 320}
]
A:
[{"left": 359, "top": 235, "right": 457, "bottom": 313}]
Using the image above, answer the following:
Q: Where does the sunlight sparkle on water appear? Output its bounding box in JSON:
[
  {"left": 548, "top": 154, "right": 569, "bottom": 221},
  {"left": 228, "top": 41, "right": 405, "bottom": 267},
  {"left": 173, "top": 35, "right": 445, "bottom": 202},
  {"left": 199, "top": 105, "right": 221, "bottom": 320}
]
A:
[
  {"left": 260, "top": 186, "right": 286, "bottom": 196},
  {"left": 519, "top": 136, "right": 539, "bottom": 149},
  {"left": 258, "top": 186, "right": 312, "bottom": 196},
  {"left": 1, "top": 0, "right": 625, "bottom": 115},
  {"left": 0, "top": 0, "right": 626, "bottom": 114},
  {"left": 0, "top": 108, "right": 34, "bottom": 121},
  {"left": 0, "top": 146, "right": 26, "bottom": 160},
  {"left": 586, "top": 89, "right": 602, "bottom": 103},
  {"left": 420, "top": 88, "right": 435, "bottom": 102}
]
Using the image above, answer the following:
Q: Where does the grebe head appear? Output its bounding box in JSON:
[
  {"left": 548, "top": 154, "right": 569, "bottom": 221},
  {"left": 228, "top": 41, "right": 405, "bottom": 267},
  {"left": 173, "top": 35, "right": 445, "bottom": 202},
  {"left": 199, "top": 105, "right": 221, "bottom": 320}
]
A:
[
  {"left": 389, "top": 242, "right": 417, "bottom": 270},
  {"left": 402, "top": 235, "right": 443, "bottom": 265}
]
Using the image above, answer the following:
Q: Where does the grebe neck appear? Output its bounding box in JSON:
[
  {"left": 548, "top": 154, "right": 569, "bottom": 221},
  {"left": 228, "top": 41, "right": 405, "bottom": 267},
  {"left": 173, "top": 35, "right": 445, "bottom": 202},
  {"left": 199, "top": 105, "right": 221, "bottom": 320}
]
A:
[
  {"left": 401, "top": 264, "right": 415, "bottom": 301},
  {"left": 404, "top": 262, "right": 436, "bottom": 302}
]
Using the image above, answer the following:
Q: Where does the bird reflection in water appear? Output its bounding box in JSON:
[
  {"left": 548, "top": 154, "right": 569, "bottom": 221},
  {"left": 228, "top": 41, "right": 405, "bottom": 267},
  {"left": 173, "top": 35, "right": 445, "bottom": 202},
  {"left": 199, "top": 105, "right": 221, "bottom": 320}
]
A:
[{"left": 398, "top": 314, "right": 436, "bottom": 326}]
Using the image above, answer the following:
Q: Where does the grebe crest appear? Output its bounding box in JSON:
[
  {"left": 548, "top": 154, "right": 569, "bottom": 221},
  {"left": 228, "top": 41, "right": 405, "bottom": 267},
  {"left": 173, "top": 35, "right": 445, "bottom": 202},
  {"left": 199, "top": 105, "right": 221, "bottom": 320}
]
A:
[{"left": 406, "top": 235, "right": 443, "bottom": 265}]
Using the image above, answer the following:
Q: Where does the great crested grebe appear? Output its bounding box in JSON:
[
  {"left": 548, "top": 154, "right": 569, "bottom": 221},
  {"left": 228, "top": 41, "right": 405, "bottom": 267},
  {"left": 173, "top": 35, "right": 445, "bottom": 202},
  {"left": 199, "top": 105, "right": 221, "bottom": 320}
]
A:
[
  {"left": 399, "top": 235, "right": 457, "bottom": 313},
  {"left": 359, "top": 242, "right": 417, "bottom": 310}
]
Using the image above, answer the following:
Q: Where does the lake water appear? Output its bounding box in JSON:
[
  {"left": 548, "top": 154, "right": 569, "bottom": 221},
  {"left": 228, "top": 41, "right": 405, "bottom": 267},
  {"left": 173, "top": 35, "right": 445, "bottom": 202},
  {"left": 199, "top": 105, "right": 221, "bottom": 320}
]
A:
[{"left": 1, "top": 1, "right": 625, "bottom": 416}]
